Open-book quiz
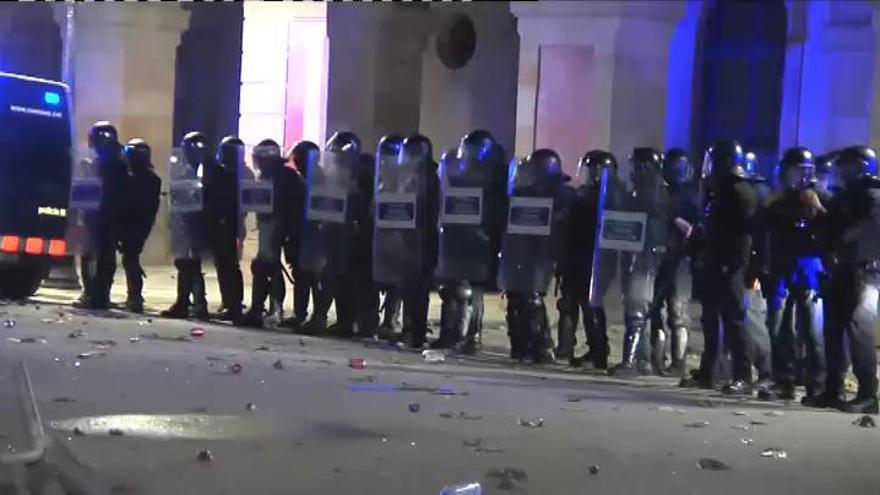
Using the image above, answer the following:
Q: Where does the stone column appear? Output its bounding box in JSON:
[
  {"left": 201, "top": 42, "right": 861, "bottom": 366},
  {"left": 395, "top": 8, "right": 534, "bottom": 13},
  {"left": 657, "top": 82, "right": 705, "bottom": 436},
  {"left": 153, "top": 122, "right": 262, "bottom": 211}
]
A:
[
  {"left": 511, "top": 1, "right": 684, "bottom": 176},
  {"left": 53, "top": 3, "right": 190, "bottom": 264}
]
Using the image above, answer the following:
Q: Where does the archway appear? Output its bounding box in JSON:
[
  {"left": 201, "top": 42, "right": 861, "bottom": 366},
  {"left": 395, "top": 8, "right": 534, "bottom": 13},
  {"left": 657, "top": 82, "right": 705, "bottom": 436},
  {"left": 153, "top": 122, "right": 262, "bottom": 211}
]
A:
[{"left": 691, "top": 0, "right": 787, "bottom": 176}]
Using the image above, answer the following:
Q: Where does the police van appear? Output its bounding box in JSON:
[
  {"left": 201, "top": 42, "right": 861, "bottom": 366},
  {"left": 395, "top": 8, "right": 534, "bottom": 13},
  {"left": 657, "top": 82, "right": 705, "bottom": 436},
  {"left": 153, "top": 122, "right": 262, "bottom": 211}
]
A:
[{"left": 0, "top": 72, "right": 72, "bottom": 298}]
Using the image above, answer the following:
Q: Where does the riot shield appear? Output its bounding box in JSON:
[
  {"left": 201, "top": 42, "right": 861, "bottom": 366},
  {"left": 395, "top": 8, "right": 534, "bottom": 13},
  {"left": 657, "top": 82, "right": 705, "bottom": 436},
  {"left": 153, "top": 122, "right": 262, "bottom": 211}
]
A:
[
  {"left": 241, "top": 165, "right": 276, "bottom": 262},
  {"left": 298, "top": 150, "right": 361, "bottom": 275},
  {"left": 167, "top": 148, "right": 209, "bottom": 260},
  {"left": 436, "top": 153, "right": 494, "bottom": 283},
  {"left": 373, "top": 151, "right": 425, "bottom": 288},
  {"left": 66, "top": 148, "right": 103, "bottom": 256},
  {"left": 497, "top": 158, "right": 559, "bottom": 294},
  {"left": 588, "top": 167, "right": 610, "bottom": 307}
]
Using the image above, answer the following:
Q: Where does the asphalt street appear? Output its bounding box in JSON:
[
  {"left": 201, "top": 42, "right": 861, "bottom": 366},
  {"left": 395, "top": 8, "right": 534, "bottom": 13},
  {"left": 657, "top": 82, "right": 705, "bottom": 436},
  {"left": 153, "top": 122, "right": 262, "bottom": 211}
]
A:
[{"left": 0, "top": 290, "right": 878, "bottom": 494}]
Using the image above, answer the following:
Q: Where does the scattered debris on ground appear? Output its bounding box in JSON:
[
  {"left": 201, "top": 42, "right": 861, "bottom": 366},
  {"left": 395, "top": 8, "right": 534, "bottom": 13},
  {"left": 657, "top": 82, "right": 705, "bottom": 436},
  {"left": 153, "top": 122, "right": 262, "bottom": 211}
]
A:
[
  {"left": 349, "top": 358, "right": 367, "bottom": 369},
  {"left": 196, "top": 450, "right": 213, "bottom": 462},
  {"left": 108, "top": 428, "right": 124, "bottom": 436},
  {"left": 518, "top": 417, "right": 544, "bottom": 428},
  {"left": 588, "top": 465, "right": 600, "bottom": 475},
  {"left": 853, "top": 415, "right": 876, "bottom": 428},
  {"left": 697, "top": 458, "right": 730, "bottom": 471},
  {"left": 760, "top": 447, "right": 788, "bottom": 459},
  {"left": 272, "top": 359, "right": 284, "bottom": 370},
  {"left": 654, "top": 405, "right": 686, "bottom": 414},
  {"left": 408, "top": 402, "right": 421, "bottom": 413},
  {"left": 740, "top": 438, "right": 754, "bottom": 446},
  {"left": 487, "top": 467, "right": 528, "bottom": 491},
  {"left": 245, "top": 402, "right": 257, "bottom": 412},
  {"left": 422, "top": 350, "right": 445, "bottom": 364},
  {"left": 764, "top": 411, "right": 785, "bottom": 418},
  {"left": 684, "top": 421, "right": 711, "bottom": 428}
]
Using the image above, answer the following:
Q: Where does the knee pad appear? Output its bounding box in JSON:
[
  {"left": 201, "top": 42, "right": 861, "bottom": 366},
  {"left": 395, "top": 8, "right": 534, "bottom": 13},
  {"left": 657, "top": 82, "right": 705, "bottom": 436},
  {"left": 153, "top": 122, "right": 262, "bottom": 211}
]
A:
[
  {"left": 525, "top": 293, "right": 544, "bottom": 312},
  {"left": 455, "top": 282, "right": 473, "bottom": 301}
]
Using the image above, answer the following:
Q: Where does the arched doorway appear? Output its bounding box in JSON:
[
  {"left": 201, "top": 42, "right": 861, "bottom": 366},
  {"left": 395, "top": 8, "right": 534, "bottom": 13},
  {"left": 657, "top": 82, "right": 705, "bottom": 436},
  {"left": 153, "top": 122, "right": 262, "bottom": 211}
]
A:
[{"left": 691, "top": 0, "right": 787, "bottom": 176}]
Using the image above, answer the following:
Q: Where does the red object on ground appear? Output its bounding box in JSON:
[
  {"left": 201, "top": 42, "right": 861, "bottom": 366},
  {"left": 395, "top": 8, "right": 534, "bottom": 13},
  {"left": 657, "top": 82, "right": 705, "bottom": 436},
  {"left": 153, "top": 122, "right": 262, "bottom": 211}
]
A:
[
  {"left": 190, "top": 327, "right": 205, "bottom": 337},
  {"left": 349, "top": 358, "right": 366, "bottom": 369}
]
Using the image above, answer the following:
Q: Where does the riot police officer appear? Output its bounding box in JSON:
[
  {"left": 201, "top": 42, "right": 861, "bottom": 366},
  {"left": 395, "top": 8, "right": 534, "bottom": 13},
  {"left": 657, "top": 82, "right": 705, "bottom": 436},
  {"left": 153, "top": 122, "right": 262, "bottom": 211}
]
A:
[
  {"left": 162, "top": 131, "right": 211, "bottom": 320},
  {"left": 434, "top": 130, "right": 507, "bottom": 353},
  {"left": 764, "top": 147, "right": 827, "bottom": 401},
  {"left": 555, "top": 150, "right": 618, "bottom": 369},
  {"left": 373, "top": 134, "right": 439, "bottom": 348},
  {"left": 499, "top": 149, "right": 571, "bottom": 363},
  {"left": 241, "top": 139, "right": 299, "bottom": 328},
  {"left": 679, "top": 140, "right": 759, "bottom": 393},
  {"left": 647, "top": 148, "right": 700, "bottom": 376},
  {"left": 73, "top": 121, "right": 128, "bottom": 310},
  {"left": 609, "top": 148, "right": 671, "bottom": 376},
  {"left": 205, "top": 136, "right": 246, "bottom": 325},
  {"left": 807, "top": 146, "right": 880, "bottom": 413},
  {"left": 297, "top": 131, "right": 364, "bottom": 335},
  {"left": 280, "top": 141, "right": 316, "bottom": 329},
  {"left": 119, "top": 138, "right": 161, "bottom": 313}
]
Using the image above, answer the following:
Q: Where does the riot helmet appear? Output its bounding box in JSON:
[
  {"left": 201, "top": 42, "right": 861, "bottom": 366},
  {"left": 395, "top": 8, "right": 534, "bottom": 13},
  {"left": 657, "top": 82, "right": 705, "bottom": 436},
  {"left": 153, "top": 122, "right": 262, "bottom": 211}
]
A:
[
  {"left": 814, "top": 150, "right": 838, "bottom": 192},
  {"left": 123, "top": 138, "right": 151, "bottom": 171},
  {"left": 662, "top": 148, "right": 693, "bottom": 185},
  {"left": 288, "top": 140, "right": 319, "bottom": 179},
  {"left": 377, "top": 134, "right": 404, "bottom": 159},
  {"left": 181, "top": 131, "right": 208, "bottom": 166},
  {"left": 458, "top": 129, "right": 495, "bottom": 163},
  {"left": 522, "top": 148, "right": 565, "bottom": 187},
  {"left": 252, "top": 138, "right": 283, "bottom": 178},
  {"left": 326, "top": 131, "right": 361, "bottom": 154},
  {"left": 88, "top": 121, "right": 120, "bottom": 164},
  {"left": 217, "top": 135, "right": 244, "bottom": 168},
  {"left": 777, "top": 146, "right": 815, "bottom": 191},
  {"left": 834, "top": 145, "right": 878, "bottom": 189},
  {"left": 630, "top": 147, "right": 663, "bottom": 185},
  {"left": 577, "top": 150, "right": 617, "bottom": 189},
  {"left": 400, "top": 134, "right": 433, "bottom": 162},
  {"left": 702, "top": 140, "right": 747, "bottom": 185}
]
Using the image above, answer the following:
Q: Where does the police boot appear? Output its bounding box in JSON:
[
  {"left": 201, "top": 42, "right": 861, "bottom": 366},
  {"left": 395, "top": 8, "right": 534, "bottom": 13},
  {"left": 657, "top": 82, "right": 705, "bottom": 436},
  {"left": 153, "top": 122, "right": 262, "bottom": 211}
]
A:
[
  {"left": 378, "top": 290, "right": 401, "bottom": 340},
  {"left": 665, "top": 327, "right": 688, "bottom": 377},
  {"left": 802, "top": 390, "right": 846, "bottom": 409},
  {"left": 191, "top": 271, "right": 210, "bottom": 321},
  {"left": 162, "top": 262, "right": 192, "bottom": 318},
  {"left": 506, "top": 295, "right": 526, "bottom": 361},
  {"left": 435, "top": 283, "right": 470, "bottom": 349},
  {"left": 555, "top": 296, "right": 577, "bottom": 363},
  {"left": 123, "top": 258, "right": 145, "bottom": 314},
  {"left": 578, "top": 307, "right": 609, "bottom": 370},
  {"left": 523, "top": 294, "right": 554, "bottom": 364},
  {"left": 610, "top": 319, "right": 643, "bottom": 377}
]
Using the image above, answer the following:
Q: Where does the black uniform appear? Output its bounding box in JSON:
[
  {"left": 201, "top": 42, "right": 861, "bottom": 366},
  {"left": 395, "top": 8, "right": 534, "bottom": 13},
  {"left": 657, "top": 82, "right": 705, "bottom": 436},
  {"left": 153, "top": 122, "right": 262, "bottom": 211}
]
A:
[
  {"left": 499, "top": 149, "right": 571, "bottom": 363},
  {"left": 373, "top": 135, "right": 439, "bottom": 348},
  {"left": 161, "top": 131, "right": 211, "bottom": 321},
  {"left": 809, "top": 146, "right": 880, "bottom": 414},
  {"left": 296, "top": 131, "right": 365, "bottom": 335},
  {"left": 279, "top": 141, "right": 315, "bottom": 329},
  {"left": 434, "top": 131, "right": 507, "bottom": 354},
  {"left": 648, "top": 149, "right": 700, "bottom": 376},
  {"left": 683, "top": 141, "right": 759, "bottom": 392},
  {"left": 119, "top": 139, "right": 161, "bottom": 313},
  {"left": 241, "top": 140, "right": 299, "bottom": 328},
  {"left": 75, "top": 122, "right": 128, "bottom": 310},
  {"left": 765, "top": 147, "right": 826, "bottom": 400},
  {"left": 205, "top": 136, "right": 246, "bottom": 324},
  {"left": 609, "top": 148, "right": 671, "bottom": 377},
  {"left": 555, "top": 150, "right": 619, "bottom": 369}
]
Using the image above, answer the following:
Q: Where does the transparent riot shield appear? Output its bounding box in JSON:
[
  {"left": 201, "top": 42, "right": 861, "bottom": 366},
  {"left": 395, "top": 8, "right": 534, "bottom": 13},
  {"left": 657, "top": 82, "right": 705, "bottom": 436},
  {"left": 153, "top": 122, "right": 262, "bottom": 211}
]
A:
[
  {"left": 497, "top": 158, "right": 558, "bottom": 294},
  {"left": 241, "top": 169, "right": 277, "bottom": 262},
  {"left": 167, "top": 148, "right": 209, "bottom": 260},
  {"left": 435, "top": 153, "right": 493, "bottom": 283},
  {"left": 298, "top": 150, "right": 361, "bottom": 275},
  {"left": 372, "top": 151, "right": 424, "bottom": 288},
  {"left": 66, "top": 148, "right": 103, "bottom": 256}
]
